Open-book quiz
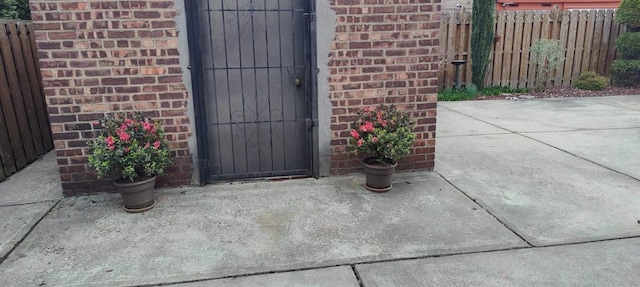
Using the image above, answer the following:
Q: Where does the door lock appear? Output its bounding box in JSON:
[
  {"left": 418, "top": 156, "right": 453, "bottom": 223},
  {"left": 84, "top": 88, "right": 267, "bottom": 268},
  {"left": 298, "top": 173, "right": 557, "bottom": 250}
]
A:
[{"left": 295, "top": 78, "right": 302, "bottom": 87}]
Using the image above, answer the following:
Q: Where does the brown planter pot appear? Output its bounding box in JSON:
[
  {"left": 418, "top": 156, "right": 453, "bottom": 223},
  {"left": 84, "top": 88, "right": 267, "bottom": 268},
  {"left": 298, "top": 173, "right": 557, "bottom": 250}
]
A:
[
  {"left": 363, "top": 157, "right": 397, "bottom": 192},
  {"left": 114, "top": 176, "right": 156, "bottom": 213}
]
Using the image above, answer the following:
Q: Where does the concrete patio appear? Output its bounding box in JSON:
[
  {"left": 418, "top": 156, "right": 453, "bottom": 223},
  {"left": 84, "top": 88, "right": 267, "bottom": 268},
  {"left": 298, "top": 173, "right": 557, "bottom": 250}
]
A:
[{"left": 1, "top": 96, "right": 639, "bottom": 286}]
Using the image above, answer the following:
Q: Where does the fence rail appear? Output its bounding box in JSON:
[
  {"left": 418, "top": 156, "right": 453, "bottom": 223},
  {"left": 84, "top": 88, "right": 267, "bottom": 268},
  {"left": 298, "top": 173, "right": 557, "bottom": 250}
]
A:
[
  {"left": 0, "top": 20, "right": 53, "bottom": 182},
  {"left": 439, "top": 9, "right": 625, "bottom": 89}
]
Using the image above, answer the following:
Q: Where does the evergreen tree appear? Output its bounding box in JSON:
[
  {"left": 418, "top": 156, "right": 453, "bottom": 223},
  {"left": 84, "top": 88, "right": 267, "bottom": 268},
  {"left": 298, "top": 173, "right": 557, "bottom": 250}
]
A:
[
  {"left": 0, "top": 0, "right": 19, "bottom": 19},
  {"left": 16, "top": 0, "right": 30, "bottom": 20},
  {"left": 470, "top": 1, "right": 495, "bottom": 89},
  {"left": 0, "top": 0, "right": 29, "bottom": 20},
  {"left": 611, "top": 0, "right": 640, "bottom": 86},
  {"left": 615, "top": 0, "right": 640, "bottom": 32}
]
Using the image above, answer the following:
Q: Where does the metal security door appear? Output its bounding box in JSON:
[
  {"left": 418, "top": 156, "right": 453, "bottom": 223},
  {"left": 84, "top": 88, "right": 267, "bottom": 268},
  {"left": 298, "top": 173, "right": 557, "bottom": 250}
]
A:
[{"left": 195, "top": 0, "right": 312, "bottom": 180}]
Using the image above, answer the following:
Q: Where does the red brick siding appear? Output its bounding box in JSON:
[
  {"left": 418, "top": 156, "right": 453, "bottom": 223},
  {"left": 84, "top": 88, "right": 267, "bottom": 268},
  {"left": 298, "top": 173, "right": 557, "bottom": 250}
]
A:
[
  {"left": 328, "top": 0, "right": 440, "bottom": 174},
  {"left": 30, "top": 0, "right": 192, "bottom": 196}
]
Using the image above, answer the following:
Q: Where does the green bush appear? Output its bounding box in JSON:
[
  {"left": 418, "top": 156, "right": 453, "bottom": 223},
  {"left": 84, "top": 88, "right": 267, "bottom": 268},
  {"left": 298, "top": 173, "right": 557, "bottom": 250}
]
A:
[
  {"left": 15, "top": 0, "right": 28, "bottom": 20},
  {"left": 530, "top": 39, "right": 565, "bottom": 90},
  {"left": 465, "top": 84, "right": 479, "bottom": 98},
  {"left": 0, "top": 0, "right": 18, "bottom": 19},
  {"left": 616, "top": 0, "right": 640, "bottom": 31},
  {"left": 438, "top": 88, "right": 476, "bottom": 101},
  {"left": 616, "top": 32, "right": 640, "bottom": 59},
  {"left": 610, "top": 59, "right": 640, "bottom": 86},
  {"left": 573, "top": 71, "right": 610, "bottom": 91},
  {"left": 471, "top": 1, "right": 495, "bottom": 89},
  {"left": 0, "top": 0, "right": 29, "bottom": 20}
]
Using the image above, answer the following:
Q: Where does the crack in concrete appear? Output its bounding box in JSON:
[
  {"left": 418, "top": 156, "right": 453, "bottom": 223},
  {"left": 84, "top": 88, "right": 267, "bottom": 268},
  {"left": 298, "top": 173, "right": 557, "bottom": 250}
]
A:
[
  {"left": 436, "top": 172, "right": 534, "bottom": 247},
  {"left": 517, "top": 133, "right": 640, "bottom": 183},
  {"left": 0, "top": 199, "right": 61, "bottom": 266},
  {"left": 0, "top": 199, "right": 62, "bottom": 208},
  {"left": 440, "top": 105, "right": 640, "bottom": 183},
  {"left": 586, "top": 97, "right": 640, "bottom": 112},
  {"left": 136, "top": 233, "right": 640, "bottom": 287},
  {"left": 440, "top": 105, "right": 640, "bottom": 134},
  {"left": 351, "top": 265, "right": 365, "bottom": 287}
]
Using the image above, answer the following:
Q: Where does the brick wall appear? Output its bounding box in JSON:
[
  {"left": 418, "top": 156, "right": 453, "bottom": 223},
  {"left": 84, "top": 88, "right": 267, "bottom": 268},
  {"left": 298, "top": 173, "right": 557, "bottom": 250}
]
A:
[
  {"left": 30, "top": 0, "right": 192, "bottom": 196},
  {"left": 328, "top": 0, "right": 440, "bottom": 174}
]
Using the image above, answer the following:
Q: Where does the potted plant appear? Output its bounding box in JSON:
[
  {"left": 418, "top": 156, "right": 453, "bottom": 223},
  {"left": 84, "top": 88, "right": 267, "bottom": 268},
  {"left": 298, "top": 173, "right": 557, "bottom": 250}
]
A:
[
  {"left": 349, "top": 104, "right": 416, "bottom": 192},
  {"left": 87, "top": 113, "right": 171, "bottom": 213}
]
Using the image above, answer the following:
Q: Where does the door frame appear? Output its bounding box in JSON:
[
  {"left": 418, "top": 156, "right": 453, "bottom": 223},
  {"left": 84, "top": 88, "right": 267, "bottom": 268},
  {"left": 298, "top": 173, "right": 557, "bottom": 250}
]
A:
[{"left": 184, "top": 1, "right": 319, "bottom": 184}]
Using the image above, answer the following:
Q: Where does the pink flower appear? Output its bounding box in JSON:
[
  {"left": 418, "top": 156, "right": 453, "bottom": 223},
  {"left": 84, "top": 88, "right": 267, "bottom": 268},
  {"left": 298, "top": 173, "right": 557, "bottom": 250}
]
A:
[
  {"left": 381, "top": 120, "right": 387, "bottom": 127},
  {"left": 106, "top": 136, "right": 115, "bottom": 150},
  {"left": 360, "top": 121, "right": 375, "bottom": 132},
  {"left": 363, "top": 106, "right": 370, "bottom": 112},
  {"left": 372, "top": 137, "right": 378, "bottom": 143},
  {"left": 124, "top": 147, "right": 130, "bottom": 153},
  {"left": 153, "top": 140, "right": 161, "bottom": 149},
  {"left": 143, "top": 122, "right": 153, "bottom": 132},
  {"left": 357, "top": 139, "right": 364, "bottom": 147},
  {"left": 350, "top": 129, "right": 360, "bottom": 139},
  {"left": 119, "top": 132, "right": 130, "bottom": 141}
]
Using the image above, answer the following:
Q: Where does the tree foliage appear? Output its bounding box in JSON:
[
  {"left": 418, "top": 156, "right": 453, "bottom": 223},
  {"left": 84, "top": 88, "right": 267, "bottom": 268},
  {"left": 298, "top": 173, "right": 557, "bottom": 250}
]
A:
[
  {"left": 470, "top": 1, "right": 495, "bottom": 89},
  {"left": 611, "top": 59, "right": 640, "bottom": 86},
  {"left": 0, "top": 0, "right": 29, "bottom": 20},
  {"left": 616, "top": 32, "right": 640, "bottom": 59},
  {"left": 0, "top": 0, "right": 18, "bottom": 19},
  {"left": 612, "top": 0, "right": 640, "bottom": 86},
  {"left": 616, "top": 0, "right": 640, "bottom": 31}
]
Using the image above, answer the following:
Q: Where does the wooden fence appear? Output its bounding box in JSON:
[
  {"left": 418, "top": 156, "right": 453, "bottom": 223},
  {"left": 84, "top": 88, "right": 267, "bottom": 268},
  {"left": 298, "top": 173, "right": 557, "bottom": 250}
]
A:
[
  {"left": 0, "top": 20, "right": 53, "bottom": 182},
  {"left": 439, "top": 9, "right": 625, "bottom": 89}
]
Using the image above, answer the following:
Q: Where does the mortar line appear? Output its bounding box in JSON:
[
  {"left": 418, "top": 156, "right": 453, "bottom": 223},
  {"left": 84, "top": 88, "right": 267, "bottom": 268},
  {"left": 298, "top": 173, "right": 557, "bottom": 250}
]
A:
[
  {"left": 351, "top": 265, "right": 365, "bottom": 287},
  {"left": 0, "top": 199, "right": 61, "bottom": 266},
  {"left": 436, "top": 172, "right": 534, "bottom": 247},
  {"left": 141, "top": 233, "right": 640, "bottom": 287}
]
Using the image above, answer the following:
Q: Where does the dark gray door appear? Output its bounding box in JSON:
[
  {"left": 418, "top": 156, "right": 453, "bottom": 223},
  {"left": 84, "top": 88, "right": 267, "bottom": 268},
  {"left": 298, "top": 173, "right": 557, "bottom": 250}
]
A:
[{"left": 198, "top": 0, "right": 311, "bottom": 180}]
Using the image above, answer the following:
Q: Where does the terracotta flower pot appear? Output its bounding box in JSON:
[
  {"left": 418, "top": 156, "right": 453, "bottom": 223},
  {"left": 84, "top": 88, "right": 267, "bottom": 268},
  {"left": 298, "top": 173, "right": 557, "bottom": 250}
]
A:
[
  {"left": 114, "top": 176, "right": 156, "bottom": 213},
  {"left": 362, "top": 157, "right": 397, "bottom": 192}
]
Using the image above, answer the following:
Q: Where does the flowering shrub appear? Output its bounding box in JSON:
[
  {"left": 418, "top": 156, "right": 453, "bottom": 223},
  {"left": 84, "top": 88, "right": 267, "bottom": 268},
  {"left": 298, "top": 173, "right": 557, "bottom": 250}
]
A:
[
  {"left": 87, "top": 113, "right": 171, "bottom": 182},
  {"left": 349, "top": 104, "right": 416, "bottom": 164}
]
